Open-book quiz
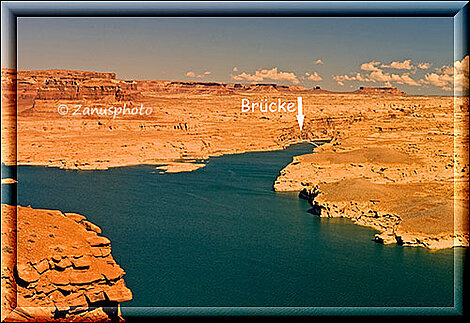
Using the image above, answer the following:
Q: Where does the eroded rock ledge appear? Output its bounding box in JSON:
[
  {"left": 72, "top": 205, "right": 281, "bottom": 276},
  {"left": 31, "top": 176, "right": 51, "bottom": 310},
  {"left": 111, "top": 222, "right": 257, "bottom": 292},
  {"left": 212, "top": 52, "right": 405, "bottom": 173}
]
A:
[
  {"left": 1, "top": 204, "right": 132, "bottom": 322},
  {"left": 3, "top": 68, "right": 405, "bottom": 171},
  {"left": 297, "top": 184, "right": 468, "bottom": 249},
  {"left": 274, "top": 97, "right": 469, "bottom": 250}
]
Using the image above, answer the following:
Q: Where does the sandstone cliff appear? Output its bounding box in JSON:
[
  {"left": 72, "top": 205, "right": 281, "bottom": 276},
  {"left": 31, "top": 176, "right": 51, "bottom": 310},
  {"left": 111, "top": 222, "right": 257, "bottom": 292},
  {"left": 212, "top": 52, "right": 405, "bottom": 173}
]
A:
[
  {"left": 15, "top": 70, "right": 139, "bottom": 114},
  {"left": 275, "top": 97, "right": 469, "bottom": 249},
  {"left": 1, "top": 204, "right": 132, "bottom": 322},
  {"left": 3, "top": 68, "right": 407, "bottom": 115},
  {"left": 3, "top": 68, "right": 466, "bottom": 251}
]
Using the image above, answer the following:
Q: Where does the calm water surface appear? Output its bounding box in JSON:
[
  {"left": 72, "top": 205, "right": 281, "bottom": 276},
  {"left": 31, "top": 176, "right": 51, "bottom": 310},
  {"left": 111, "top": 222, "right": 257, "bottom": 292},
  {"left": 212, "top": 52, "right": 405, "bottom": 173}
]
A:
[{"left": 4, "top": 143, "right": 460, "bottom": 314}]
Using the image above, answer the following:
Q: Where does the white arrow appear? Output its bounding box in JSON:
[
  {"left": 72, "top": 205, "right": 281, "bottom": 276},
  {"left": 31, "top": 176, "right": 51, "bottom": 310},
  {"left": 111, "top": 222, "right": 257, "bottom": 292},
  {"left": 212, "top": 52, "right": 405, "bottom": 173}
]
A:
[{"left": 296, "top": 96, "right": 304, "bottom": 131}]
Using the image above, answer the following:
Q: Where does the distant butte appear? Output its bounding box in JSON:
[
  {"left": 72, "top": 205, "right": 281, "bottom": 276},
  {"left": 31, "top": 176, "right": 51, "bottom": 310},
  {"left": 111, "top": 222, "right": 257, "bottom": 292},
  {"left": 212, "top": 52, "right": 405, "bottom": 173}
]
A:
[
  {"left": 353, "top": 86, "right": 407, "bottom": 95},
  {"left": 1, "top": 68, "right": 407, "bottom": 112}
]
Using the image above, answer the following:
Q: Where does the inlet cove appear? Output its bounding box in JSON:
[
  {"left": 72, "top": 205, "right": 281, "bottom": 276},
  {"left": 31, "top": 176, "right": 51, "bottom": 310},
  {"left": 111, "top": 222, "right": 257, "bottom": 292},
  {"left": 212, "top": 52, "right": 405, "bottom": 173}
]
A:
[{"left": 15, "top": 143, "right": 457, "bottom": 313}]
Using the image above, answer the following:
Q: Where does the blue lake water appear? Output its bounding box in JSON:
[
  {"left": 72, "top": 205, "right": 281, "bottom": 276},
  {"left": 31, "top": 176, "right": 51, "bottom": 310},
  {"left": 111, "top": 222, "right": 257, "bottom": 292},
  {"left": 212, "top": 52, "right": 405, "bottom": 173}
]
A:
[{"left": 2, "top": 143, "right": 463, "bottom": 315}]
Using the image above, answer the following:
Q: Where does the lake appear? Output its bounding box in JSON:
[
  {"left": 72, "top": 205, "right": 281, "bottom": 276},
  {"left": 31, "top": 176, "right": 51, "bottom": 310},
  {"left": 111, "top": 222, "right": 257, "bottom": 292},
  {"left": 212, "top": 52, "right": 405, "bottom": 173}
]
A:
[{"left": 3, "top": 143, "right": 462, "bottom": 315}]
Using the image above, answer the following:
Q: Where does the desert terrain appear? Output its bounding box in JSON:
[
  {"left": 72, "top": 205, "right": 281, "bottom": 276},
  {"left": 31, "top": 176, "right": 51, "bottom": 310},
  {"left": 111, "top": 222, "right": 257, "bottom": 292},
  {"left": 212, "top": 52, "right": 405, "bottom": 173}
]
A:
[
  {"left": 275, "top": 95, "right": 469, "bottom": 249},
  {"left": 2, "top": 68, "right": 468, "bottom": 249},
  {"left": 1, "top": 67, "right": 468, "bottom": 319}
]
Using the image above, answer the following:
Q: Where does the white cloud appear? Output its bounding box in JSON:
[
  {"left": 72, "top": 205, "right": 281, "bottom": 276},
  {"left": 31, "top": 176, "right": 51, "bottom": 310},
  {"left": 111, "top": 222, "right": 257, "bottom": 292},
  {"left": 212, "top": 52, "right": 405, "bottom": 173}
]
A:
[
  {"left": 334, "top": 66, "right": 420, "bottom": 87},
  {"left": 381, "top": 59, "right": 414, "bottom": 70},
  {"left": 418, "top": 62, "right": 432, "bottom": 69},
  {"left": 231, "top": 67, "right": 300, "bottom": 84},
  {"left": 360, "top": 61, "right": 381, "bottom": 72},
  {"left": 421, "top": 72, "right": 453, "bottom": 88},
  {"left": 368, "top": 70, "right": 420, "bottom": 86},
  {"left": 454, "top": 55, "right": 469, "bottom": 92},
  {"left": 333, "top": 57, "right": 468, "bottom": 92},
  {"left": 305, "top": 72, "right": 322, "bottom": 81},
  {"left": 368, "top": 70, "right": 389, "bottom": 82},
  {"left": 400, "top": 74, "right": 421, "bottom": 86},
  {"left": 185, "top": 71, "right": 197, "bottom": 78},
  {"left": 453, "top": 56, "right": 468, "bottom": 73},
  {"left": 314, "top": 59, "right": 323, "bottom": 65},
  {"left": 420, "top": 55, "right": 469, "bottom": 91},
  {"left": 333, "top": 72, "right": 371, "bottom": 84},
  {"left": 186, "top": 70, "right": 211, "bottom": 78},
  {"left": 436, "top": 65, "right": 454, "bottom": 75}
]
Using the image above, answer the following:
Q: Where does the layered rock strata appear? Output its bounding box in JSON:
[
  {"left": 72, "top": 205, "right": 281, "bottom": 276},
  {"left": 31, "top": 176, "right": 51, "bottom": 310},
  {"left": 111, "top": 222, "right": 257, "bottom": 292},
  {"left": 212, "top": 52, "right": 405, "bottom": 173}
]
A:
[
  {"left": 2, "top": 68, "right": 467, "bottom": 250},
  {"left": 2, "top": 69, "right": 407, "bottom": 171},
  {"left": 275, "top": 97, "right": 469, "bottom": 249},
  {"left": 1, "top": 204, "right": 132, "bottom": 322}
]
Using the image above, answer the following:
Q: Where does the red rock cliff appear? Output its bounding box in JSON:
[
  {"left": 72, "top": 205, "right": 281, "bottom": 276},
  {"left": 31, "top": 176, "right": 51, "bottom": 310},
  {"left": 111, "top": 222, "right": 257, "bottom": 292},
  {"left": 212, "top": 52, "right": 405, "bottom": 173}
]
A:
[{"left": 1, "top": 204, "right": 132, "bottom": 322}]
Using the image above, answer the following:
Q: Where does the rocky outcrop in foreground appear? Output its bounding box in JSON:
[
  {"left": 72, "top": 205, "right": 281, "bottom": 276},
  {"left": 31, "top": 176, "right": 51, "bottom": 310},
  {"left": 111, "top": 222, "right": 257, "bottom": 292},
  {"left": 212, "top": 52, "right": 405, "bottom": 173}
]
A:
[{"left": 1, "top": 204, "right": 132, "bottom": 322}]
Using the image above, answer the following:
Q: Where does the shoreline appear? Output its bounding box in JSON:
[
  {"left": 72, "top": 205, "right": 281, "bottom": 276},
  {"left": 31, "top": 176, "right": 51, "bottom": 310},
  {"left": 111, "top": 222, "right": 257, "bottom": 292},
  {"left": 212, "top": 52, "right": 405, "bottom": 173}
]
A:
[
  {"left": 274, "top": 97, "right": 469, "bottom": 250},
  {"left": 7, "top": 134, "right": 468, "bottom": 250},
  {"left": 3, "top": 68, "right": 467, "bottom": 252},
  {"left": 8, "top": 139, "right": 320, "bottom": 172},
  {"left": 8, "top": 137, "right": 467, "bottom": 250},
  {"left": 297, "top": 186, "right": 468, "bottom": 250}
]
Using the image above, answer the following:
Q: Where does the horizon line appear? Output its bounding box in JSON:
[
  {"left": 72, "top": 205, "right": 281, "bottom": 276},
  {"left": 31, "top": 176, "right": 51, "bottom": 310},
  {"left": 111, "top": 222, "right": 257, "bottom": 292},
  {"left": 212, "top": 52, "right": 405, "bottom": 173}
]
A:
[{"left": 3, "top": 66, "right": 462, "bottom": 97}]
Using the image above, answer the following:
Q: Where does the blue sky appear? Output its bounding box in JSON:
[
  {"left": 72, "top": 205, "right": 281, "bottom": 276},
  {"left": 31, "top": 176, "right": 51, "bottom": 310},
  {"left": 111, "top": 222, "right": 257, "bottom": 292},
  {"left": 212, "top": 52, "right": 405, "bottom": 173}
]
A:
[{"left": 17, "top": 18, "right": 463, "bottom": 95}]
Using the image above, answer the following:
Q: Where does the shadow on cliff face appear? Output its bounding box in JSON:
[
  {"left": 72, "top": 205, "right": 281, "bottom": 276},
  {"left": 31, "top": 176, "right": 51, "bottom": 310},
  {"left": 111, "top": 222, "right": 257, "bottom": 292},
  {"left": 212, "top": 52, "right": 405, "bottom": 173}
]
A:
[
  {"left": 90, "top": 301, "right": 120, "bottom": 322},
  {"left": 12, "top": 266, "right": 28, "bottom": 288},
  {"left": 51, "top": 300, "right": 121, "bottom": 321},
  {"left": 299, "top": 186, "right": 324, "bottom": 216},
  {"left": 12, "top": 263, "right": 122, "bottom": 322}
]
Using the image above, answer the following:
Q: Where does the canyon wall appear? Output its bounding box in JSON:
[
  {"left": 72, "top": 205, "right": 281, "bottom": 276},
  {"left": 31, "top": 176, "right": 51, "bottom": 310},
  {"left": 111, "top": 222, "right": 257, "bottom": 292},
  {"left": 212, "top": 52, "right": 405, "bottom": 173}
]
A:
[
  {"left": 4, "top": 68, "right": 406, "bottom": 115},
  {"left": 15, "top": 69, "right": 139, "bottom": 114},
  {"left": 275, "top": 97, "right": 469, "bottom": 249},
  {"left": 3, "top": 67, "right": 466, "bottom": 257},
  {"left": 1, "top": 204, "right": 132, "bottom": 322}
]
